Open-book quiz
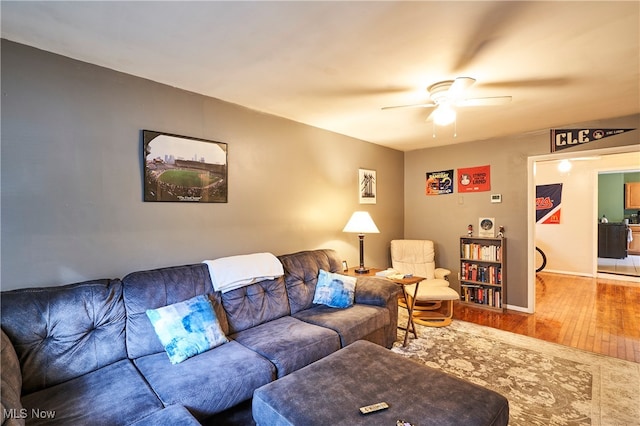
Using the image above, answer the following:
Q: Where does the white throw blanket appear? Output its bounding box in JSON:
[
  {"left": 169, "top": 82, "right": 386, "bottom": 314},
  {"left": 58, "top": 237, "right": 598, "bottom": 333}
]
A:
[{"left": 203, "top": 252, "right": 284, "bottom": 293}]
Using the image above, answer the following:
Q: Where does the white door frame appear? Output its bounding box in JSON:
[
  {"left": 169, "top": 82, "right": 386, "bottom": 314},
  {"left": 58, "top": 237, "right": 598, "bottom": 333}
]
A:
[{"left": 526, "top": 145, "right": 639, "bottom": 314}]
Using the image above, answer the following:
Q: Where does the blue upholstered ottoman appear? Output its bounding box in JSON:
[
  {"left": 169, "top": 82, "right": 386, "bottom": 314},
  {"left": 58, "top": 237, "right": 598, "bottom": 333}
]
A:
[{"left": 252, "top": 340, "right": 509, "bottom": 426}]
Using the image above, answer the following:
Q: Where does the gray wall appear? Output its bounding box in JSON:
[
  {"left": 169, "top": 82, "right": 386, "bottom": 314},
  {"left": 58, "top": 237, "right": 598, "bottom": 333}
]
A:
[
  {"left": 1, "top": 40, "right": 404, "bottom": 290},
  {"left": 404, "top": 115, "right": 639, "bottom": 308},
  {"left": 3, "top": 39, "right": 638, "bottom": 305}
]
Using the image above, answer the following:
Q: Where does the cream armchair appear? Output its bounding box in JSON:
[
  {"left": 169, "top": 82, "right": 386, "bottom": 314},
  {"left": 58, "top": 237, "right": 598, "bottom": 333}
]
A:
[{"left": 390, "top": 239, "right": 459, "bottom": 327}]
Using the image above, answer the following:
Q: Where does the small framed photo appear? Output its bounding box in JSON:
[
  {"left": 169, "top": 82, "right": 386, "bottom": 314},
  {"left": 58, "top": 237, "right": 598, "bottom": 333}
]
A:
[
  {"left": 359, "top": 168, "right": 376, "bottom": 204},
  {"left": 342, "top": 260, "right": 349, "bottom": 272},
  {"left": 478, "top": 217, "right": 495, "bottom": 237}
]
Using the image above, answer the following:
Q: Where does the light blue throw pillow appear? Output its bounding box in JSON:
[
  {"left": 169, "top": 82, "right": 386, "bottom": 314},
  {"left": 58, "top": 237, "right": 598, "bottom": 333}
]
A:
[
  {"left": 313, "top": 269, "right": 357, "bottom": 308},
  {"left": 146, "top": 294, "right": 228, "bottom": 364}
]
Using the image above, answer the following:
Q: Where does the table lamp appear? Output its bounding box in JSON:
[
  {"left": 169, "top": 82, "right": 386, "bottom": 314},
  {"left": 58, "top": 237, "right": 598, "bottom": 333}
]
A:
[{"left": 343, "top": 211, "right": 380, "bottom": 274}]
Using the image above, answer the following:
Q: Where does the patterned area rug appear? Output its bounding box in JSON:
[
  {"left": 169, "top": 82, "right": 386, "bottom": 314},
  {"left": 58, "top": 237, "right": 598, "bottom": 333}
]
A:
[{"left": 392, "top": 314, "right": 639, "bottom": 426}]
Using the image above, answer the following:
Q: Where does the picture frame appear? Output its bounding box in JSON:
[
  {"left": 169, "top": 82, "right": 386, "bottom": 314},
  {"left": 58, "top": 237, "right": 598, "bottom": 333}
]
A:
[
  {"left": 342, "top": 260, "right": 349, "bottom": 272},
  {"left": 458, "top": 165, "right": 491, "bottom": 193},
  {"left": 478, "top": 217, "right": 495, "bottom": 237},
  {"left": 143, "top": 130, "right": 228, "bottom": 203},
  {"left": 426, "top": 169, "right": 454, "bottom": 195},
  {"left": 359, "top": 168, "right": 376, "bottom": 204}
]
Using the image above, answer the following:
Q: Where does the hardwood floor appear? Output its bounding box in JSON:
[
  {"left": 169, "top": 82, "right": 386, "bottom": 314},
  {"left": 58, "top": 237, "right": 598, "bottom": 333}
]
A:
[{"left": 453, "top": 272, "right": 640, "bottom": 363}]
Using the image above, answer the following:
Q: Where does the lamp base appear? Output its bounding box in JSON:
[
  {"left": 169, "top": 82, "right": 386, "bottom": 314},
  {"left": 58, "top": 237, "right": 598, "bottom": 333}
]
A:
[{"left": 354, "top": 267, "right": 370, "bottom": 274}]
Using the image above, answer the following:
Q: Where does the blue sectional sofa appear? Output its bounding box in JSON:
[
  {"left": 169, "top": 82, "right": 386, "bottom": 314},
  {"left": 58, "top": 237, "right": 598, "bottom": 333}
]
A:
[{"left": 1, "top": 249, "right": 400, "bottom": 425}]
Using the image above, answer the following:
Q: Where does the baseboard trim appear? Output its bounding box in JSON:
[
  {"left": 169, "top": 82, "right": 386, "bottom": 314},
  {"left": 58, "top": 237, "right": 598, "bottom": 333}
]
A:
[
  {"left": 542, "top": 269, "right": 593, "bottom": 277},
  {"left": 505, "top": 304, "right": 533, "bottom": 314},
  {"left": 596, "top": 272, "right": 640, "bottom": 284}
]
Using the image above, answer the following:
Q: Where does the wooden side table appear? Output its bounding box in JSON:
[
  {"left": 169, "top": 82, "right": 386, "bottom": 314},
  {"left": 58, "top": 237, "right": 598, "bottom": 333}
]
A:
[
  {"left": 345, "top": 267, "right": 424, "bottom": 347},
  {"left": 388, "top": 275, "right": 424, "bottom": 347},
  {"left": 344, "top": 267, "right": 380, "bottom": 277}
]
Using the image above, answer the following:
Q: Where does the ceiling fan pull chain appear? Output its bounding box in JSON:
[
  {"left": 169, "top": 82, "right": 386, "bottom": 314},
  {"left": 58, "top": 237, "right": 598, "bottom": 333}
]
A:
[{"left": 432, "top": 121, "right": 436, "bottom": 138}]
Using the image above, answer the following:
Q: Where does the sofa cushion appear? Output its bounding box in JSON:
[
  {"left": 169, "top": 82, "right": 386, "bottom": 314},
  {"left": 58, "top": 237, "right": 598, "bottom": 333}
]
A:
[
  {"left": 0, "top": 279, "right": 127, "bottom": 394},
  {"left": 221, "top": 277, "right": 290, "bottom": 334},
  {"left": 278, "top": 249, "right": 343, "bottom": 314},
  {"left": 146, "top": 294, "right": 228, "bottom": 364},
  {"left": 312, "top": 270, "right": 356, "bottom": 308},
  {"left": 20, "top": 359, "right": 162, "bottom": 426},
  {"left": 353, "top": 276, "right": 402, "bottom": 348},
  {"left": 134, "top": 340, "right": 275, "bottom": 420},
  {"left": 122, "top": 263, "right": 228, "bottom": 359},
  {"left": 230, "top": 316, "right": 341, "bottom": 378},
  {"left": 130, "top": 405, "right": 200, "bottom": 426},
  {"left": 293, "top": 303, "right": 390, "bottom": 347}
]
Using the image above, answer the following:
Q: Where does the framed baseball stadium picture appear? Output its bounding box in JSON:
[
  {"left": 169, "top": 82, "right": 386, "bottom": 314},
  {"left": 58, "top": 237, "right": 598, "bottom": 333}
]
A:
[{"left": 143, "top": 130, "right": 228, "bottom": 203}]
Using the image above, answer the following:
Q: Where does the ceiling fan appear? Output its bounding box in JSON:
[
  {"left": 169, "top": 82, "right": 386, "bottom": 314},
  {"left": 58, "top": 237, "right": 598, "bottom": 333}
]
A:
[{"left": 382, "top": 77, "right": 512, "bottom": 126}]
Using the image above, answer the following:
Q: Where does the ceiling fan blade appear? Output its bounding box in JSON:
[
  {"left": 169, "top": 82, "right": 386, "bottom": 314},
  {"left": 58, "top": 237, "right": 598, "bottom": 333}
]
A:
[
  {"left": 456, "top": 96, "right": 512, "bottom": 107},
  {"left": 452, "top": 2, "right": 528, "bottom": 72},
  {"left": 425, "top": 109, "right": 437, "bottom": 122},
  {"left": 449, "top": 77, "right": 476, "bottom": 98},
  {"left": 381, "top": 102, "right": 437, "bottom": 110},
  {"left": 478, "top": 77, "right": 571, "bottom": 89},
  {"left": 306, "top": 85, "right": 414, "bottom": 97}
]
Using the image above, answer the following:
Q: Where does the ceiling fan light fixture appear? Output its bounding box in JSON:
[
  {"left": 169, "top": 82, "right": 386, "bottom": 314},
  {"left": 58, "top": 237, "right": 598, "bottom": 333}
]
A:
[{"left": 432, "top": 103, "right": 456, "bottom": 126}]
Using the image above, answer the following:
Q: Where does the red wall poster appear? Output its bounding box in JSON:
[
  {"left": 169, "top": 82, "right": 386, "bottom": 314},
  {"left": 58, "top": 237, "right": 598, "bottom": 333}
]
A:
[{"left": 457, "top": 165, "right": 491, "bottom": 192}]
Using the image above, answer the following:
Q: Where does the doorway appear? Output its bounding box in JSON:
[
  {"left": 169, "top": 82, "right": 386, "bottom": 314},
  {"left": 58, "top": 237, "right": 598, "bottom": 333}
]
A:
[
  {"left": 596, "top": 168, "right": 640, "bottom": 279},
  {"left": 527, "top": 146, "right": 640, "bottom": 312}
]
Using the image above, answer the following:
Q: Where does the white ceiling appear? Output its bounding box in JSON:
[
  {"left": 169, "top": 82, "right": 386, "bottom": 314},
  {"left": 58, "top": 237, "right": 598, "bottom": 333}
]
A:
[{"left": 1, "top": 1, "right": 639, "bottom": 152}]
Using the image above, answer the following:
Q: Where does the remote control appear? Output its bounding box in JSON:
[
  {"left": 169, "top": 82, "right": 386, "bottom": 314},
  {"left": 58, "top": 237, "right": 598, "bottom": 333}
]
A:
[{"left": 359, "top": 402, "right": 389, "bottom": 414}]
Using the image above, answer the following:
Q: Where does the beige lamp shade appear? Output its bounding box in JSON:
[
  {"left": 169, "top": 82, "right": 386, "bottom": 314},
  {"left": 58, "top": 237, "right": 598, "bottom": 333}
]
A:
[{"left": 342, "top": 211, "right": 380, "bottom": 234}]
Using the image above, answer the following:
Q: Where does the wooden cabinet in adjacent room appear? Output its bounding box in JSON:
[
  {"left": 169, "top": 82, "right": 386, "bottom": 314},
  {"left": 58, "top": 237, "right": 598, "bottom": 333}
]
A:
[
  {"left": 598, "top": 223, "right": 627, "bottom": 259},
  {"left": 625, "top": 182, "right": 640, "bottom": 209},
  {"left": 598, "top": 223, "right": 628, "bottom": 259},
  {"left": 629, "top": 225, "right": 640, "bottom": 255}
]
